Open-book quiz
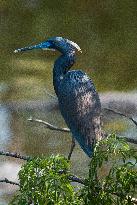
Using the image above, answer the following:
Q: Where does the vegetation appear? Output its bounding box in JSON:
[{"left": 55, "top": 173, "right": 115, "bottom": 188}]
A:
[
  {"left": 9, "top": 134, "right": 137, "bottom": 205},
  {"left": 81, "top": 134, "right": 137, "bottom": 205}
]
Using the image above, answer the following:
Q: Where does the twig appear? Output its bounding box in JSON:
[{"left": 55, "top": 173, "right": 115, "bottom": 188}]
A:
[
  {"left": 120, "top": 136, "right": 137, "bottom": 144},
  {"left": 103, "top": 108, "right": 137, "bottom": 127},
  {"left": 0, "top": 178, "right": 19, "bottom": 186},
  {"left": 28, "top": 116, "right": 137, "bottom": 145},
  {"left": 28, "top": 117, "right": 70, "bottom": 133},
  {"left": 0, "top": 151, "right": 30, "bottom": 161},
  {"left": 68, "top": 175, "right": 85, "bottom": 184}
]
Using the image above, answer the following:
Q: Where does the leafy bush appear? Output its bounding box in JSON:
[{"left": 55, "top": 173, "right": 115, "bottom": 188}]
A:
[
  {"left": 81, "top": 134, "right": 137, "bottom": 205},
  {"left": 10, "top": 155, "right": 81, "bottom": 205},
  {"left": 9, "top": 134, "right": 137, "bottom": 205}
]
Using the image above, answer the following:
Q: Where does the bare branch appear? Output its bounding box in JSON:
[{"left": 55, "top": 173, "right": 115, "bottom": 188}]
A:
[
  {"left": 28, "top": 117, "right": 70, "bottom": 133},
  {"left": 103, "top": 108, "right": 137, "bottom": 127},
  {"left": 0, "top": 151, "right": 30, "bottom": 161},
  {"left": 58, "top": 170, "right": 85, "bottom": 184},
  {"left": 120, "top": 136, "right": 137, "bottom": 144},
  {"left": 0, "top": 178, "right": 19, "bottom": 186},
  {"left": 28, "top": 116, "right": 137, "bottom": 145},
  {"left": 68, "top": 175, "right": 85, "bottom": 184}
]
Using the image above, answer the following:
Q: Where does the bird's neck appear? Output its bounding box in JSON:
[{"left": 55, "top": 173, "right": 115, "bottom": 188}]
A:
[{"left": 53, "top": 52, "right": 76, "bottom": 96}]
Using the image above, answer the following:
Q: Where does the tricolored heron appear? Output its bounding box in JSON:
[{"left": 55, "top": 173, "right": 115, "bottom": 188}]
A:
[{"left": 14, "top": 37, "right": 103, "bottom": 159}]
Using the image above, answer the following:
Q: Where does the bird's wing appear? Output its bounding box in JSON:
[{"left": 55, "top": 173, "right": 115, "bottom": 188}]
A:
[{"left": 57, "top": 70, "right": 103, "bottom": 157}]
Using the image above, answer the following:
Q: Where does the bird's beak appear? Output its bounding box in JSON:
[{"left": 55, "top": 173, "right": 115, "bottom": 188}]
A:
[{"left": 14, "top": 41, "right": 54, "bottom": 53}]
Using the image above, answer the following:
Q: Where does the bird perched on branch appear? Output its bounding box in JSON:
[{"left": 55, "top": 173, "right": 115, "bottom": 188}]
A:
[{"left": 14, "top": 37, "right": 103, "bottom": 159}]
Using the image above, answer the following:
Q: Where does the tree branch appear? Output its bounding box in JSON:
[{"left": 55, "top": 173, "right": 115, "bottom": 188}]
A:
[
  {"left": 103, "top": 108, "right": 137, "bottom": 127},
  {"left": 27, "top": 116, "right": 137, "bottom": 145},
  {"left": 120, "top": 136, "right": 137, "bottom": 144},
  {"left": 68, "top": 175, "right": 85, "bottom": 184},
  {"left": 58, "top": 170, "right": 85, "bottom": 184},
  {"left": 0, "top": 151, "right": 30, "bottom": 161},
  {"left": 0, "top": 178, "right": 19, "bottom": 186},
  {"left": 28, "top": 117, "right": 70, "bottom": 133}
]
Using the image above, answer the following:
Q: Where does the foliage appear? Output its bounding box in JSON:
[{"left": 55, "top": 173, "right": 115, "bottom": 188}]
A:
[
  {"left": 81, "top": 134, "right": 137, "bottom": 204},
  {"left": 9, "top": 155, "right": 81, "bottom": 205},
  {"left": 9, "top": 134, "right": 137, "bottom": 205}
]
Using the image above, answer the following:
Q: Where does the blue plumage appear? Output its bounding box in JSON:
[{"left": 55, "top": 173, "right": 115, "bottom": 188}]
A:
[
  {"left": 57, "top": 70, "right": 101, "bottom": 157},
  {"left": 15, "top": 37, "right": 103, "bottom": 158}
]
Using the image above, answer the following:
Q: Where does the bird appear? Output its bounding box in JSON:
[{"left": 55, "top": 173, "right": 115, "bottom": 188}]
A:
[{"left": 14, "top": 37, "right": 103, "bottom": 159}]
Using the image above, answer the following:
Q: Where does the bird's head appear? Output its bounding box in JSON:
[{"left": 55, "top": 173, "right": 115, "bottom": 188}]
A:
[{"left": 14, "top": 37, "right": 82, "bottom": 54}]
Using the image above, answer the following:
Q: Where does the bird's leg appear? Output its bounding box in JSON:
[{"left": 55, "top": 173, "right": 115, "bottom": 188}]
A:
[{"left": 68, "top": 138, "right": 75, "bottom": 160}]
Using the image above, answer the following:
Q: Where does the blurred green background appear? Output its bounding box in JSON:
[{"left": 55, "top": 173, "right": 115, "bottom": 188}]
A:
[
  {"left": 1, "top": 0, "right": 137, "bottom": 101},
  {"left": 0, "top": 1, "right": 137, "bottom": 204}
]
